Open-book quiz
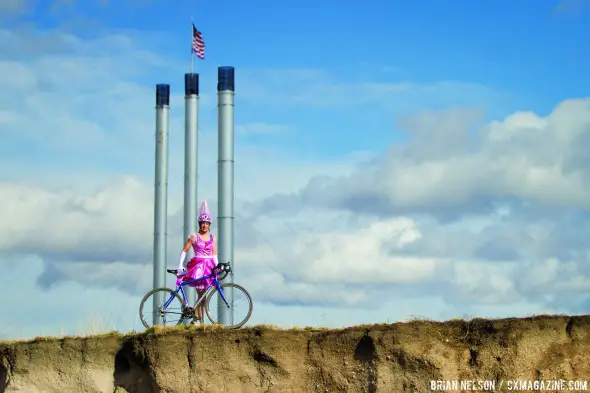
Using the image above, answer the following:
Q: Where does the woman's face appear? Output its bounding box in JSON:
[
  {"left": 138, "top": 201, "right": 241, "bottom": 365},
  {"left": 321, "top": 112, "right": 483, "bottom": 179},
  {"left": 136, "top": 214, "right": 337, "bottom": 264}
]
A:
[{"left": 199, "top": 221, "right": 210, "bottom": 232}]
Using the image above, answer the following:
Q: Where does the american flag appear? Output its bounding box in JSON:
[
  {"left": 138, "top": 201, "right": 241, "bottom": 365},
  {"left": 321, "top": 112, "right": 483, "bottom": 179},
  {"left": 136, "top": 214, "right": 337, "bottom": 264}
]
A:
[{"left": 192, "top": 24, "right": 205, "bottom": 59}]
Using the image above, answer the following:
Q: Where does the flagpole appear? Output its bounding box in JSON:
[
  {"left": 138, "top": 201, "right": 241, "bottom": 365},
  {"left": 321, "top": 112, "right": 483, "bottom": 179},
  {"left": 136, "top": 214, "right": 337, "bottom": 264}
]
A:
[
  {"left": 190, "top": 15, "right": 195, "bottom": 74},
  {"left": 184, "top": 14, "right": 199, "bottom": 317}
]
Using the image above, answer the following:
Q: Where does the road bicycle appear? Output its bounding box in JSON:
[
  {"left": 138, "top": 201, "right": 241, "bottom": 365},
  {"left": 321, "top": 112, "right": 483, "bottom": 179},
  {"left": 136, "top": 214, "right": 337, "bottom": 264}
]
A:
[{"left": 139, "top": 262, "right": 253, "bottom": 329}]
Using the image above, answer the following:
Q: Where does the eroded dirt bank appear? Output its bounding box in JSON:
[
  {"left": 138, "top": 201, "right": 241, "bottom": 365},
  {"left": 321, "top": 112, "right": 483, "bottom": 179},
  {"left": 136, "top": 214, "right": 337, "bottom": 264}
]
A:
[{"left": 1, "top": 314, "right": 590, "bottom": 392}]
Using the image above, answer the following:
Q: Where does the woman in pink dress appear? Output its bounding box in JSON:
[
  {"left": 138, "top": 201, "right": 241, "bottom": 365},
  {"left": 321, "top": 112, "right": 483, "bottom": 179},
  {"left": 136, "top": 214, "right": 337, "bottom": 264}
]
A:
[{"left": 177, "top": 200, "right": 218, "bottom": 324}]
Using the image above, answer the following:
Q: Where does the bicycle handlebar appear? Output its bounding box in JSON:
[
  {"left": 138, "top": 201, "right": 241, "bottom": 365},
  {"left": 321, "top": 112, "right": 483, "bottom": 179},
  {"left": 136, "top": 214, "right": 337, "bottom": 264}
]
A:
[
  {"left": 214, "top": 262, "right": 232, "bottom": 280},
  {"left": 166, "top": 262, "right": 231, "bottom": 279},
  {"left": 214, "top": 262, "right": 231, "bottom": 272}
]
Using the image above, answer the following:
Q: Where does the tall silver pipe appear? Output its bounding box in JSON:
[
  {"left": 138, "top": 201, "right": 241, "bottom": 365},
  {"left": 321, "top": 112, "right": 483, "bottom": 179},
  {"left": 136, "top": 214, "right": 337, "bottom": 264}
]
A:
[
  {"left": 183, "top": 73, "right": 199, "bottom": 309},
  {"left": 217, "top": 66, "right": 235, "bottom": 325},
  {"left": 153, "top": 83, "right": 170, "bottom": 326}
]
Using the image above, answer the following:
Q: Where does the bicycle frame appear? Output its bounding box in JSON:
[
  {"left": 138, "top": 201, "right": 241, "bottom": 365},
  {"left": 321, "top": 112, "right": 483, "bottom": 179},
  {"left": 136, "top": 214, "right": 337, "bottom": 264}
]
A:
[{"left": 163, "top": 271, "right": 230, "bottom": 311}]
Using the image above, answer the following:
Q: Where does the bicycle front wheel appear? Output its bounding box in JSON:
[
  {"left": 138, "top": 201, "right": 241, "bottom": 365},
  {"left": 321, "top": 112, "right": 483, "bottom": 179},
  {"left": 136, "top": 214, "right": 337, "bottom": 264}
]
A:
[
  {"left": 205, "top": 283, "right": 253, "bottom": 328},
  {"left": 139, "top": 287, "right": 187, "bottom": 329}
]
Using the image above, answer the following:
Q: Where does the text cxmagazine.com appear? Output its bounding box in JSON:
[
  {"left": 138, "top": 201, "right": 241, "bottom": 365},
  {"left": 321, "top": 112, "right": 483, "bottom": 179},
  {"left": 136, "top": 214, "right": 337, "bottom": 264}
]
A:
[{"left": 430, "top": 379, "right": 589, "bottom": 391}]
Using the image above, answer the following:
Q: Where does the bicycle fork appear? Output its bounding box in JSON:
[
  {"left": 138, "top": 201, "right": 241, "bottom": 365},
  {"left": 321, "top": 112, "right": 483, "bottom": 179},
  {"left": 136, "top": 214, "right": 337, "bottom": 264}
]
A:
[{"left": 215, "top": 283, "right": 231, "bottom": 308}]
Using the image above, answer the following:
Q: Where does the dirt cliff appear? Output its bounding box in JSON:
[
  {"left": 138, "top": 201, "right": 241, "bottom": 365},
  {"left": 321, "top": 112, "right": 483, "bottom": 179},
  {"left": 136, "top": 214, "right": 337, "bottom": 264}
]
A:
[{"left": 1, "top": 314, "right": 590, "bottom": 393}]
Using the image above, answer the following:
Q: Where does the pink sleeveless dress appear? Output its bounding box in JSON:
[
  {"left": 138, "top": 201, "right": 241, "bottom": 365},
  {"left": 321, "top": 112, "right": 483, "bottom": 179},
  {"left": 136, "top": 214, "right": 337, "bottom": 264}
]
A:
[{"left": 181, "top": 233, "right": 217, "bottom": 291}]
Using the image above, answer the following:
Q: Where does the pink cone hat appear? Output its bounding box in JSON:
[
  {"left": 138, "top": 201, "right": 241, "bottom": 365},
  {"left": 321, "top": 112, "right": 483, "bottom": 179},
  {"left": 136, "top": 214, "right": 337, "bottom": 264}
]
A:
[{"left": 198, "top": 200, "right": 212, "bottom": 223}]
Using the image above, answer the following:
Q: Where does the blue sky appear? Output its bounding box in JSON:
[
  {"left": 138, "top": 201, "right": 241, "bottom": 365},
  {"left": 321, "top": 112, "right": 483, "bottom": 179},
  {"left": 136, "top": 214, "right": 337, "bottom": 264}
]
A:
[
  {"left": 1, "top": 0, "right": 590, "bottom": 340},
  {"left": 14, "top": 0, "right": 590, "bottom": 158},
  {"left": 72, "top": 0, "right": 589, "bottom": 103}
]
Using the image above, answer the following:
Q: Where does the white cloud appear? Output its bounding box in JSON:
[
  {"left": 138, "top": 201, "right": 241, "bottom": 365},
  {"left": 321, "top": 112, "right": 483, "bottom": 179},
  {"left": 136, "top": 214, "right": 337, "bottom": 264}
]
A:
[
  {"left": 292, "top": 217, "right": 438, "bottom": 285},
  {"left": 0, "top": 177, "right": 157, "bottom": 269},
  {"left": 2, "top": 164, "right": 589, "bottom": 339},
  {"left": 276, "top": 99, "right": 590, "bottom": 216},
  {"left": 246, "top": 98, "right": 590, "bottom": 315}
]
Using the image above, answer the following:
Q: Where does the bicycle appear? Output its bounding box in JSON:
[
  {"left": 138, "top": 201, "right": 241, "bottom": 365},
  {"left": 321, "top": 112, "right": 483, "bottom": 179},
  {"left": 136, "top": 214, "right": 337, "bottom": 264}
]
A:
[{"left": 139, "top": 262, "right": 253, "bottom": 329}]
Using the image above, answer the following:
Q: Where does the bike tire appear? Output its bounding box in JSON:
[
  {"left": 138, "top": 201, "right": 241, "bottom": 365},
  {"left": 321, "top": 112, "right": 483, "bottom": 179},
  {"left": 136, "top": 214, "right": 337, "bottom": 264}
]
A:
[
  {"left": 204, "top": 283, "right": 253, "bottom": 329},
  {"left": 139, "top": 287, "right": 186, "bottom": 329}
]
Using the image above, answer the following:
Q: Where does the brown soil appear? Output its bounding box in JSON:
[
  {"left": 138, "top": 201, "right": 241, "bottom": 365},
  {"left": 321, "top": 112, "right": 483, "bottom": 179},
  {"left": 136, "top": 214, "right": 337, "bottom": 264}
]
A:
[{"left": 1, "top": 314, "right": 590, "bottom": 392}]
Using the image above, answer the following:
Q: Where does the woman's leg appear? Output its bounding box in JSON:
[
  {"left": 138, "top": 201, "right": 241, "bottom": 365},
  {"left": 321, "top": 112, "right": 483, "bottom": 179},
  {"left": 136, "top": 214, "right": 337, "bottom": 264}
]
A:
[
  {"left": 197, "top": 260, "right": 216, "bottom": 324},
  {"left": 195, "top": 290, "right": 205, "bottom": 324}
]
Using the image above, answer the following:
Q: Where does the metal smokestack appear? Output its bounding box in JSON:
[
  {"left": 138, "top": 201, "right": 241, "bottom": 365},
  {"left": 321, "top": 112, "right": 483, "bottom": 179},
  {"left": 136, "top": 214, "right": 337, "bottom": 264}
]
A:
[
  {"left": 153, "top": 83, "right": 170, "bottom": 326},
  {"left": 217, "top": 66, "right": 235, "bottom": 325},
  {"left": 183, "top": 73, "right": 199, "bottom": 309}
]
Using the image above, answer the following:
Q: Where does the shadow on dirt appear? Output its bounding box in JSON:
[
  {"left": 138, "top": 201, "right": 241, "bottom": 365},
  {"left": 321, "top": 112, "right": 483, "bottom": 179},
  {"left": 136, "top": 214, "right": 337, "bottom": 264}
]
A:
[{"left": 113, "top": 340, "right": 157, "bottom": 393}]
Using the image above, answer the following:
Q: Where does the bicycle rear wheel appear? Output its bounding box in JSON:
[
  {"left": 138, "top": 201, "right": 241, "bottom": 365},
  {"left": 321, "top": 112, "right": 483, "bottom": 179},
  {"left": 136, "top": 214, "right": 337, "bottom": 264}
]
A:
[
  {"left": 139, "top": 287, "right": 188, "bottom": 329},
  {"left": 204, "top": 283, "right": 253, "bottom": 329}
]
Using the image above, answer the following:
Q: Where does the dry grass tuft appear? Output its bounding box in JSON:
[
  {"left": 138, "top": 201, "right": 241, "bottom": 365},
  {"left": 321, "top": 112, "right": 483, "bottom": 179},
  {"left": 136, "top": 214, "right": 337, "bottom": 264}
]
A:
[{"left": 143, "top": 323, "right": 227, "bottom": 336}]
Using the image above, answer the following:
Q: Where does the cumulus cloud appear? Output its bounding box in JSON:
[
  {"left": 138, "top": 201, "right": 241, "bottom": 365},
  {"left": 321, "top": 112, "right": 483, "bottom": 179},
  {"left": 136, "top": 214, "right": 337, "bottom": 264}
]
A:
[
  {"left": 242, "top": 98, "right": 590, "bottom": 313},
  {"left": 257, "top": 99, "right": 590, "bottom": 220},
  {"left": 0, "top": 177, "right": 154, "bottom": 264}
]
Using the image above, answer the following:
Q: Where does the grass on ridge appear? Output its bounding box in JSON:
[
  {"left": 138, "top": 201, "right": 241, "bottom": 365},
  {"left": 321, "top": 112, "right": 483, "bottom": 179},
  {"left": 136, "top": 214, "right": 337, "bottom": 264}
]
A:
[{"left": 1, "top": 313, "right": 585, "bottom": 345}]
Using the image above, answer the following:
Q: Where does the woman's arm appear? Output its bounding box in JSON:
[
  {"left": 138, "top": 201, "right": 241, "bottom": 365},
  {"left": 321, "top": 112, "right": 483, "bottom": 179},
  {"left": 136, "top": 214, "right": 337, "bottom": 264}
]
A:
[
  {"left": 183, "top": 238, "right": 192, "bottom": 252},
  {"left": 212, "top": 241, "right": 219, "bottom": 265},
  {"left": 178, "top": 238, "right": 192, "bottom": 270}
]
